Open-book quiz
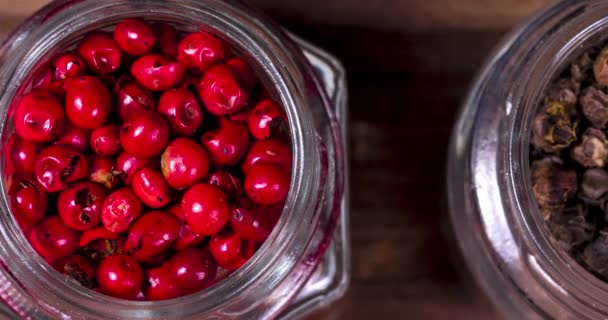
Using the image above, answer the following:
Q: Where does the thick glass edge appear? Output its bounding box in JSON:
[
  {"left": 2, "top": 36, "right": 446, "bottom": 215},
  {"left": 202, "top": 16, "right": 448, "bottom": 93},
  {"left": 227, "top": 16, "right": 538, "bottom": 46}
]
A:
[
  {"left": 278, "top": 34, "right": 350, "bottom": 320},
  {"left": 446, "top": 41, "right": 541, "bottom": 320}
]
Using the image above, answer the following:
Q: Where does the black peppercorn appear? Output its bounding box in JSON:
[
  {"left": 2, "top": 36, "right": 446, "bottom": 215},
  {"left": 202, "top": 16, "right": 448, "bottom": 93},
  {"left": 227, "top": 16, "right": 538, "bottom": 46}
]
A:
[
  {"left": 593, "top": 47, "right": 608, "bottom": 86},
  {"left": 531, "top": 43, "right": 608, "bottom": 284},
  {"left": 581, "top": 86, "right": 608, "bottom": 128},
  {"left": 582, "top": 231, "right": 608, "bottom": 278},
  {"left": 579, "top": 168, "right": 608, "bottom": 209},
  {"left": 547, "top": 205, "right": 594, "bottom": 251},
  {"left": 571, "top": 127, "right": 608, "bottom": 168},
  {"left": 531, "top": 102, "right": 578, "bottom": 153},
  {"left": 531, "top": 156, "right": 577, "bottom": 219}
]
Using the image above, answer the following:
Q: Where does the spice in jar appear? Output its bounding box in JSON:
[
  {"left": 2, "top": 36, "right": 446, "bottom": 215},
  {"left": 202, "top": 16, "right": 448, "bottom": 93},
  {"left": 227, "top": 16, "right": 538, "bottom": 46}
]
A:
[
  {"left": 529, "top": 43, "right": 608, "bottom": 280},
  {"left": 6, "top": 17, "right": 292, "bottom": 300}
]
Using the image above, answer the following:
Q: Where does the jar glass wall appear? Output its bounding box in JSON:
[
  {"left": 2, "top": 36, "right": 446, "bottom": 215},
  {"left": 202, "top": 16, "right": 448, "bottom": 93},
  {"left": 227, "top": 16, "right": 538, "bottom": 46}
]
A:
[
  {"left": 449, "top": 0, "right": 608, "bottom": 319},
  {"left": 0, "top": 0, "right": 348, "bottom": 319}
]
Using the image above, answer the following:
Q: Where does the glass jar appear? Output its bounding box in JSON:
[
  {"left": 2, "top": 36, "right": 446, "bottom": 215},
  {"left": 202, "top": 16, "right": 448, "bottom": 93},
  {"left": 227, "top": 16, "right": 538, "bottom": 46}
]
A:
[
  {"left": 448, "top": 0, "right": 608, "bottom": 319},
  {"left": 0, "top": 0, "right": 349, "bottom": 319}
]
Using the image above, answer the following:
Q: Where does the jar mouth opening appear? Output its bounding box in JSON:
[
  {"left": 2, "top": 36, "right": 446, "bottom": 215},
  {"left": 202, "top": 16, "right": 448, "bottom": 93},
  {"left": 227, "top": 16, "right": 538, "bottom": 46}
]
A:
[
  {"left": 0, "top": 0, "right": 331, "bottom": 317},
  {"left": 508, "top": 3, "right": 608, "bottom": 315}
]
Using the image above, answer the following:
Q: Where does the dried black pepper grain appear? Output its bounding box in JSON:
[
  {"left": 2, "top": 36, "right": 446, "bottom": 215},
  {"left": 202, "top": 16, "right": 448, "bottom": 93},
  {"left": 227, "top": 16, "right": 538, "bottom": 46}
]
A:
[
  {"left": 582, "top": 231, "right": 608, "bottom": 278},
  {"left": 572, "top": 51, "right": 594, "bottom": 82},
  {"left": 581, "top": 86, "right": 608, "bottom": 128},
  {"left": 531, "top": 44, "right": 608, "bottom": 283},
  {"left": 531, "top": 102, "right": 578, "bottom": 153},
  {"left": 571, "top": 127, "right": 608, "bottom": 168},
  {"left": 579, "top": 168, "right": 608, "bottom": 209},
  {"left": 548, "top": 205, "right": 594, "bottom": 252},
  {"left": 531, "top": 156, "right": 577, "bottom": 219},
  {"left": 594, "top": 47, "right": 608, "bottom": 86},
  {"left": 545, "top": 78, "right": 580, "bottom": 106}
]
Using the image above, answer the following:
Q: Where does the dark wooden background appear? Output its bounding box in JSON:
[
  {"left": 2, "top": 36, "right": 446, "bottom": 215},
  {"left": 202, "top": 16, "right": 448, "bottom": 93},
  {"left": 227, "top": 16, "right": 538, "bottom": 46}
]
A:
[
  {"left": 284, "top": 21, "right": 504, "bottom": 320},
  {"left": 0, "top": 0, "right": 560, "bottom": 318}
]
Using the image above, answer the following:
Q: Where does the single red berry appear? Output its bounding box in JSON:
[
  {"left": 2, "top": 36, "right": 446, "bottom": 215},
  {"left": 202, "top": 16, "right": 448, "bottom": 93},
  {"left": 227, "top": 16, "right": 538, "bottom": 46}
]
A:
[
  {"left": 102, "top": 187, "right": 143, "bottom": 233},
  {"left": 28, "top": 215, "right": 80, "bottom": 263},
  {"left": 77, "top": 31, "right": 122, "bottom": 74},
  {"left": 173, "top": 220, "right": 205, "bottom": 251},
  {"left": 116, "top": 151, "right": 156, "bottom": 185},
  {"left": 152, "top": 22, "right": 180, "bottom": 57},
  {"left": 35, "top": 145, "right": 88, "bottom": 193},
  {"left": 79, "top": 226, "right": 119, "bottom": 247},
  {"left": 244, "top": 163, "right": 290, "bottom": 205},
  {"left": 113, "top": 76, "right": 156, "bottom": 122},
  {"left": 209, "top": 231, "right": 245, "bottom": 270},
  {"left": 91, "top": 124, "right": 121, "bottom": 156},
  {"left": 120, "top": 111, "right": 170, "bottom": 158},
  {"left": 198, "top": 64, "right": 250, "bottom": 115},
  {"left": 53, "top": 53, "right": 86, "bottom": 80},
  {"left": 14, "top": 91, "right": 65, "bottom": 143},
  {"left": 53, "top": 122, "right": 91, "bottom": 152},
  {"left": 201, "top": 120, "right": 249, "bottom": 167},
  {"left": 169, "top": 248, "right": 217, "bottom": 294},
  {"left": 130, "top": 53, "right": 185, "bottom": 91},
  {"left": 131, "top": 168, "right": 173, "bottom": 208},
  {"left": 168, "top": 205, "right": 204, "bottom": 251},
  {"left": 224, "top": 239, "right": 256, "bottom": 271},
  {"left": 177, "top": 31, "right": 225, "bottom": 73},
  {"left": 58, "top": 181, "right": 106, "bottom": 231},
  {"left": 145, "top": 265, "right": 182, "bottom": 300},
  {"left": 54, "top": 254, "right": 96, "bottom": 288},
  {"left": 87, "top": 155, "right": 121, "bottom": 190},
  {"left": 123, "top": 211, "right": 180, "bottom": 262},
  {"left": 9, "top": 176, "right": 48, "bottom": 228},
  {"left": 161, "top": 138, "right": 210, "bottom": 189},
  {"left": 114, "top": 18, "right": 156, "bottom": 56},
  {"left": 65, "top": 76, "right": 112, "bottom": 129},
  {"left": 97, "top": 254, "right": 144, "bottom": 299},
  {"left": 226, "top": 57, "right": 256, "bottom": 89},
  {"left": 32, "top": 65, "right": 65, "bottom": 96},
  {"left": 181, "top": 184, "right": 230, "bottom": 236},
  {"left": 5, "top": 135, "right": 42, "bottom": 175},
  {"left": 205, "top": 170, "right": 243, "bottom": 201},
  {"left": 157, "top": 88, "right": 203, "bottom": 136},
  {"left": 231, "top": 198, "right": 282, "bottom": 241},
  {"left": 241, "top": 138, "right": 292, "bottom": 174},
  {"left": 248, "top": 99, "right": 288, "bottom": 140}
]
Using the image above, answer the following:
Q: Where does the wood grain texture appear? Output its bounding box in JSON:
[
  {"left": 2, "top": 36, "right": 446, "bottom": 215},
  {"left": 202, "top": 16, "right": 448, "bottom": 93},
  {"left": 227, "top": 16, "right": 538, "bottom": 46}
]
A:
[
  {"left": 281, "top": 24, "right": 504, "bottom": 319},
  {"left": 251, "top": 0, "right": 555, "bottom": 31}
]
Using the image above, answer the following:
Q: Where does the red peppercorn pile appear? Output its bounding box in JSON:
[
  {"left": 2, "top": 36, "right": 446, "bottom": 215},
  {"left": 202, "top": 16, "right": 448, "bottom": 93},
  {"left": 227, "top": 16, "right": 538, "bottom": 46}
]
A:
[{"left": 5, "top": 18, "right": 292, "bottom": 301}]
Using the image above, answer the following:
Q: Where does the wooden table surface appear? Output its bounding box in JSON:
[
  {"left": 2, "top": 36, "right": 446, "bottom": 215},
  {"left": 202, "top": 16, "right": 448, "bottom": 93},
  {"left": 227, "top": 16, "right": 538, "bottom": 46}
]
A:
[
  {"left": 0, "top": 1, "right": 561, "bottom": 319},
  {"left": 283, "top": 21, "right": 503, "bottom": 320}
]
